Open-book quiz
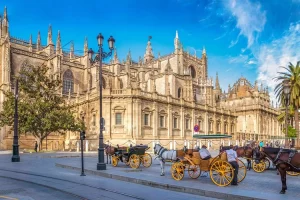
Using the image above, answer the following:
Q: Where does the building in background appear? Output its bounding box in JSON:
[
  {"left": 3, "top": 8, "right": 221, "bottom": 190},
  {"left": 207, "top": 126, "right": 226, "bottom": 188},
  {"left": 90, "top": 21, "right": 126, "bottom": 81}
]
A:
[{"left": 0, "top": 7, "right": 283, "bottom": 151}]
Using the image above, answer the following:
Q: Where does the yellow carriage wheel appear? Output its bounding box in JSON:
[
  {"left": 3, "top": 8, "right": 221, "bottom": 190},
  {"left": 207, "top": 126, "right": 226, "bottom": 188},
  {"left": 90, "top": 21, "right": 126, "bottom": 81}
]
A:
[
  {"left": 210, "top": 160, "right": 234, "bottom": 187},
  {"left": 188, "top": 165, "right": 201, "bottom": 179},
  {"left": 111, "top": 155, "right": 119, "bottom": 167},
  {"left": 171, "top": 162, "right": 185, "bottom": 181},
  {"left": 129, "top": 154, "right": 141, "bottom": 169},
  {"left": 141, "top": 153, "right": 152, "bottom": 168},
  {"left": 237, "top": 159, "right": 247, "bottom": 183},
  {"left": 287, "top": 171, "right": 300, "bottom": 176},
  {"left": 252, "top": 160, "right": 266, "bottom": 173}
]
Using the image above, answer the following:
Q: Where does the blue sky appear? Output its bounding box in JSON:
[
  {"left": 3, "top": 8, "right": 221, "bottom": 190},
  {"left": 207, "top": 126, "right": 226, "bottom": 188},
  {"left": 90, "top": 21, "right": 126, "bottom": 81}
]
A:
[{"left": 1, "top": 0, "right": 299, "bottom": 101}]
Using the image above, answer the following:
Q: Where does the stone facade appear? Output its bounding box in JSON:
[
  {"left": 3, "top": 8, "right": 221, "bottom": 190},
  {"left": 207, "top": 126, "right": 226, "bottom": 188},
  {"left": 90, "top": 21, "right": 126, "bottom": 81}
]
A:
[{"left": 0, "top": 8, "right": 284, "bottom": 151}]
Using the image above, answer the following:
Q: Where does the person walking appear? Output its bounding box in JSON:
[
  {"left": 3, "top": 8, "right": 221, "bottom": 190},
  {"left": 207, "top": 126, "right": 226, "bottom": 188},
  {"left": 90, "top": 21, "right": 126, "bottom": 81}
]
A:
[
  {"left": 34, "top": 141, "right": 38, "bottom": 152},
  {"left": 226, "top": 145, "right": 239, "bottom": 186}
]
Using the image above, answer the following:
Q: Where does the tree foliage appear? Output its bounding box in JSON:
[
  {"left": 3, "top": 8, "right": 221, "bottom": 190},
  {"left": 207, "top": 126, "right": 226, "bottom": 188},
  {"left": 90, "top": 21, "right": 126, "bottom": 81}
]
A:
[
  {"left": 274, "top": 61, "right": 300, "bottom": 140},
  {"left": 283, "top": 125, "right": 297, "bottom": 138},
  {"left": 0, "top": 64, "right": 84, "bottom": 150}
]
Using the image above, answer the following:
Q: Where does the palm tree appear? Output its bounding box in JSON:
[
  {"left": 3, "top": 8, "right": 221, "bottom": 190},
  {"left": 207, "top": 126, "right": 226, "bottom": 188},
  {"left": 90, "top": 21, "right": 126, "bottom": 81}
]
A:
[{"left": 274, "top": 61, "right": 300, "bottom": 146}]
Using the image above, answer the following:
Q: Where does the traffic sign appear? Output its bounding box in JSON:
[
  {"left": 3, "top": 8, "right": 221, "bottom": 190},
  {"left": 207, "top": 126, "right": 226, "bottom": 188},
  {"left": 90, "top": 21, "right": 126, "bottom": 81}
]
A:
[{"left": 194, "top": 124, "right": 200, "bottom": 132}]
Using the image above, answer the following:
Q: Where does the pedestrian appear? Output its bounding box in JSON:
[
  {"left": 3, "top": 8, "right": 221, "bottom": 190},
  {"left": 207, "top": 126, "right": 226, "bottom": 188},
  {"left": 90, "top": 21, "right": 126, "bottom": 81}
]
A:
[
  {"left": 34, "top": 141, "right": 38, "bottom": 152},
  {"left": 199, "top": 145, "right": 211, "bottom": 160},
  {"left": 226, "top": 145, "right": 239, "bottom": 186}
]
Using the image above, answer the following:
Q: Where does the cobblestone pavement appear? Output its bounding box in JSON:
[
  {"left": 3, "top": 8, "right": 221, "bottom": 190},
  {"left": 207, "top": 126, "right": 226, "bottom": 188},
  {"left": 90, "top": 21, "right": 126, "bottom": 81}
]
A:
[{"left": 0, "top": 152, "right": 216, "bottom": 200}]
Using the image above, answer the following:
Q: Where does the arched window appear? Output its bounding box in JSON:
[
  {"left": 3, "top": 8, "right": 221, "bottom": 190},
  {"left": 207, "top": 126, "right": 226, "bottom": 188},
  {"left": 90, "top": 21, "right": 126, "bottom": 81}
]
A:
[
  {"left": 63, "top": 69, "right": 74, "bottom": 94},
  {"left": 189, "top": 66, "right": 196, "bottom": 78},
  {"left": 178, "top": 87, "right": 181, "bottom": 98}
]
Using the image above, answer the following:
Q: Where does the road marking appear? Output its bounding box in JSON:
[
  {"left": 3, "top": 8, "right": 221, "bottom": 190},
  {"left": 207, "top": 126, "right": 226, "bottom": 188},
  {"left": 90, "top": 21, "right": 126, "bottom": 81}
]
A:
[{"left": 0, "top": 196, "right": 18, "bottom": 200}]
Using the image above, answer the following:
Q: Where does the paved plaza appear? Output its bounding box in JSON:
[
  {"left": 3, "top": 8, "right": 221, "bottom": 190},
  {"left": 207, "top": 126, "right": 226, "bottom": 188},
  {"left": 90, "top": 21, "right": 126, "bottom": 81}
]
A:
[
  {"left": 0, "top": 152, "right": 216, "bottom": 200},
  {"left": 0, "top": 151, "right": 299, "bottom": 200}
]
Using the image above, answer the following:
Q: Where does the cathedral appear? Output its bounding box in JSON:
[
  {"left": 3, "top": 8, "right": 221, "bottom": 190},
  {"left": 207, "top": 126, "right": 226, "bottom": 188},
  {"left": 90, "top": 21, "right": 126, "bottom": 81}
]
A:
[{"left": 0, "top": 7, "right": 284, "bottom": 151}]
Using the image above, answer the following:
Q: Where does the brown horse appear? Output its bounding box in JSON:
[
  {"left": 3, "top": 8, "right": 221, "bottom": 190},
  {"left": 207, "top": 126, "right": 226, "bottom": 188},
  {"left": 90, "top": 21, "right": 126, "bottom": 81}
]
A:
[
  {"left": 255, "top": 147, "right": 300, "bottom": 194},
  {"left": 104, "top": 144, "right": 128, "bottom": 164},
  {"left": 220, "top": 145, "right": 255, "bottom": 170}
]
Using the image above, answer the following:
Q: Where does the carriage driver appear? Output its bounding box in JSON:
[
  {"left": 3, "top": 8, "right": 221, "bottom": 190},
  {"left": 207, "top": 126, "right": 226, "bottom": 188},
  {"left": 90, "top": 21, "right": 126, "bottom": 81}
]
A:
[
  {"left": 199, "top": 145, "right": 211, "bottom": 160},
  {"left": 226, "top": 145, "right": 239, "bottom": 186}
]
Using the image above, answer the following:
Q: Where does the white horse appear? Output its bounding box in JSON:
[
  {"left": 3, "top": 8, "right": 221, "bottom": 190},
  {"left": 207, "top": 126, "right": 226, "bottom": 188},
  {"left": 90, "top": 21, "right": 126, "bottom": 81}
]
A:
[{"left": 153, "top": 144, "right": 178, "bottom": 176}]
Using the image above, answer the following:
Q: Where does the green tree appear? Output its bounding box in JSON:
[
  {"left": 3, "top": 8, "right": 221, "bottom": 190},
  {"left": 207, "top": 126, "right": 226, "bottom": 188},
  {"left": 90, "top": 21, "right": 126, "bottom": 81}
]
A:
[
  {"left": 274, "top": 61, "right": 300, "bottom": 144},
  {"left": 0, "top": 64, "right": 84, "bottom": 151}
]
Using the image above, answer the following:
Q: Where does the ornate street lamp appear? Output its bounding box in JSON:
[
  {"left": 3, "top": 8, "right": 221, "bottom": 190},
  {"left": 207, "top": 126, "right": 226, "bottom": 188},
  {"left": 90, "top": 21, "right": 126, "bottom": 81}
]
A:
[
  {"left": 88, "top": 33, "right": 115, "bottom": 170},
  {"left": 283, "top": 79, "right": 290, "bottom": 148}
]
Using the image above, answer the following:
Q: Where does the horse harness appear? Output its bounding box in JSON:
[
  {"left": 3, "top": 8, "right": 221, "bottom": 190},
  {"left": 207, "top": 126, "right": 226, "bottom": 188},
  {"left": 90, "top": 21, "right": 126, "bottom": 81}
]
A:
[
  {"left": 156, "top": 145, "right": 176, "bottom": 162},
  {"left": 273, "top": 148, "right": 299, "bottom": 170}
]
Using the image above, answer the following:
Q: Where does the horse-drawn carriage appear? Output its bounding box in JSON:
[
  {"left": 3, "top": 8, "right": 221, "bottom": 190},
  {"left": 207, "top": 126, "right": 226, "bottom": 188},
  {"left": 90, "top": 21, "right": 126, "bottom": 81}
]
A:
[
  {"left": 170, "top": 135, "right": 247, "bottom": 186},
  {"left": 154, "top": 134, "right": 247, "bottom": 187},
  {"left": 111, "top": 144, "right": 152, "bottom": 169}
]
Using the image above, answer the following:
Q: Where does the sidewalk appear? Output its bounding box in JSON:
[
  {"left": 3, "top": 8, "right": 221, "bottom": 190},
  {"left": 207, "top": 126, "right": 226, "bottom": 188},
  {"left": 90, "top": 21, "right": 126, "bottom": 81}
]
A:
[{"left": 56, "top": 156, "right": 300, "bottom": 200}]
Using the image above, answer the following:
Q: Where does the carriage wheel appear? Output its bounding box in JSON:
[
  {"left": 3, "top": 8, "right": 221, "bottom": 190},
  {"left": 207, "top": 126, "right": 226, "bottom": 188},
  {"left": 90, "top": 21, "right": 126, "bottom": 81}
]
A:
[
  {"left": 141, "top": 153, "right": 152, "bottom": 168},
  {"left": 237, "top": 159, "right": 247, "bottom": 183},
  {"left": 252, "top": 160, "right": 266, "bottom": 173},
  {"left": 210, "top": 160, "right": 234, "bottom": 187},
  {"left": 287, "top": 171, "right": 300, "bottom": 176},
  {"left": 264, "top": 158, "right": 270, "bottom": 170},
  {"left": 129, "top": 154, "right": 140, "bottom": 169},
  {"left": 171, "top": 162, "right": 185, "bottom": 181},
  {"left": 188, "top": 165, "right": 201, "bottom": 179},
  {"left": 112, "top": 155, "right": 119, "bottom": 167}
]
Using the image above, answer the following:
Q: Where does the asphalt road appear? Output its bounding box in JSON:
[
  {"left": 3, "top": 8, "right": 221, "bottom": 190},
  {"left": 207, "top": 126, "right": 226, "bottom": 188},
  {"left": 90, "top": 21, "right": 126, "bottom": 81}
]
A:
[{"left": 0, "top": 177, "right": 83, "bottom": 200}]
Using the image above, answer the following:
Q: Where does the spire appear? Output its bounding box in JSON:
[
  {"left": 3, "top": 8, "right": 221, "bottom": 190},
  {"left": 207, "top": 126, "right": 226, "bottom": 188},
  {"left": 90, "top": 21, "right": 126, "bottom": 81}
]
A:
[
  {"left": 84, "top": 37, "right": 88, "bottom": 55},
  {"left": 70, "top": 42, "right": 74, "bottom": 58},
  {"left": 47, "top": 24, "right": 53, "bottom": 45},
  {"left": 202, "top": 46, "right": 206, "bottom": 56},
  {"left": 29, "top": 34, "right": 32, "bottom": 45},
  {"left": 113, "top": 47, "right": 119, "bottom": 64},
  {"left": 3, "top": 6, "right": 7, "bottom": 19},
  {"left": 126, "top": 50, "right": 131, "bottom": 64},
  {"left": 254, "top": 80, "right": 258, "bottom": 91},
  {"left": 37, "top": 31, "right": 41, "bottom": 51},
  {"left": 165, "top": 57, "right": 173, "bottom": 73},
  {"left": 56, "top": 30, "right": 61, "bottom": 54},
  {"left": 28, "top": 34, "right": 33, "bottom": 52},
  {"left": 2, "top": 6, "right": 9, "bottom": 36},
  {"left": 174, "top": 30, "right": 181, "bottom": 54},
  {"left": 228, "top": 84, "right": 231, "bottom": 93},
  {"left": 215, "top": 72, "right": 220, "bottom": 90},
  {"left": 144, "top": 36, "right": 154, "bottom": 64},
  {"left": 0, "top": 15, "right": 2, "bottom": 37}
]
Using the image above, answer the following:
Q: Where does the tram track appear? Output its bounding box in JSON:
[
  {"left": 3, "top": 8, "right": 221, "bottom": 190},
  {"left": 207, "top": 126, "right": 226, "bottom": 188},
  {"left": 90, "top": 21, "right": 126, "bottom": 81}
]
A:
[{"left": 0, "top": 168, "right": 144, "bottom": 200}]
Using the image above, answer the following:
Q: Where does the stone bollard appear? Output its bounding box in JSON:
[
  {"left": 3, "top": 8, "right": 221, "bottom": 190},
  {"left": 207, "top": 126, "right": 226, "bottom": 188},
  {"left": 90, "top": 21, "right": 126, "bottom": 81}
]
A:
[
  {"left": 85, "top": 140, "right": 89, "bottom": 152},
  {"left": 77, "top": 141, "right": 79, "bottom": 152},
  {"left": 152, "top": 141, "right": 155, "bottom": 153}
]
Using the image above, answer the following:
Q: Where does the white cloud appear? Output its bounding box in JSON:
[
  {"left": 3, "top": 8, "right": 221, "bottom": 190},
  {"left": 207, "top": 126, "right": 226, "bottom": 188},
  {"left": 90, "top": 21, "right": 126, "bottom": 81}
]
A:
[
  {"left": 223, "top": 0, "right": 267, "bottom": 48},
  {"left": 257, "top": 22, "right": 300, "bottom": 103},
  {"left": 247, "top": 60, "right": 256, "bottom": 65},
  {"left": 228, "top": 54, "right": 248, "bottom": 64}
]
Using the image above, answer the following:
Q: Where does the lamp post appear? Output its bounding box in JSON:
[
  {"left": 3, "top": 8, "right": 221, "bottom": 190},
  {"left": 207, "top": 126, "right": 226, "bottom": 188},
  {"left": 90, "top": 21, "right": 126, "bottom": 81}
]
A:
[
  {"left": 283, "top": 79, "right": 290, "bottom": 148},
  {"left": 88, "top": 33, "right": 115, "bottom": 170},
  {"left": 12, "top": 79, "right": 20, "bottom": 162}
]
